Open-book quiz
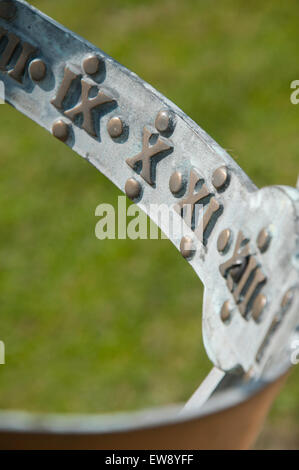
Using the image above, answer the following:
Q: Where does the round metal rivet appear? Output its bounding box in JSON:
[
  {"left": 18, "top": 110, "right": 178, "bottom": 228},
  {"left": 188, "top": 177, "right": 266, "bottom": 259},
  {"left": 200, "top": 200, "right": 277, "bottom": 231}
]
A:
[
  {"left": 212, "top": 166, "right": 230, "bottom": 190},
  {"left": 82, "top": 54, "right": 100, "bottom": 75},
  {"left": 217, "top": 228, "right": 232, "bottom": 253},
  {"left": 107, "top": 117, "right": 123, "bottom": 138},
  {"left": 29, "top": 59, "right": 47, "bottom": 82},
  {"left": 281, "top": 288, "right": 294, "bottom": 310},
  {"left": 125, "top": 178, "right": 141, "bottom": 200},
  {"left": 155, "top": 109, "right": 172, "bottom": 133},
  {"left": 252, "top": 294, "right": 267, "bottom": 322},
  {"left": 221, "top": 300, "right": 231, "bottom": 323},
  {"left": 0, "top": 1, "right": 17, "bottom": 21},
  {"left": 169, "top": 171, "right": 183, "bottom": 195},
  {"left": 257, "top": 228, "right": 271, "bottom": 253},
  {"left": 180, "top": 236, "right": 195, "bottom": 259},
  {"left": 52, "top": 120, "right": 70, "bottom": 142}
]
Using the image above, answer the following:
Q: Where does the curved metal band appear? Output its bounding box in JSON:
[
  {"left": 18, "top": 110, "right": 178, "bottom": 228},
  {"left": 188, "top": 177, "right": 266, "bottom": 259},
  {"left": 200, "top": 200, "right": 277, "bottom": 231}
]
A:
[
  {"left": 0, "top": 372, "right": 288, "bottom": 449},
  {"left": 0, "top": 0, "right": 298, "bottom": 378},
  {"left": 0, "top": 0, "right": 298, "bottom": 446}
]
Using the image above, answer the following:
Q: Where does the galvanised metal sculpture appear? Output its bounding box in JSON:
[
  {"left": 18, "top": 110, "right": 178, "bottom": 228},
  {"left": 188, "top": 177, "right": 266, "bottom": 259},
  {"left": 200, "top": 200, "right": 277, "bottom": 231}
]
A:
[{"left": 0, "top": 0, "right": 298, "bottom": 449}]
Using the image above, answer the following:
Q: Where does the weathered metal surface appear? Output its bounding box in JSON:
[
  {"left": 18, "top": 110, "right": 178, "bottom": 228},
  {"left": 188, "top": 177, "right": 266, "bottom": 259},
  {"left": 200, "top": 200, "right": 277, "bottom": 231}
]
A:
[{"left": 0, "top": 0, "right": 298, "bottom": 400}]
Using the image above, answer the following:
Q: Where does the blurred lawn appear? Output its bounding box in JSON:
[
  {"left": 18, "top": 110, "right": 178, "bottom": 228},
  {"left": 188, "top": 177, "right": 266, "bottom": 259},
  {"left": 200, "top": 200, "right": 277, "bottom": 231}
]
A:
[{"left": 0, "top": 0, "right": 298, "bottom": 433}]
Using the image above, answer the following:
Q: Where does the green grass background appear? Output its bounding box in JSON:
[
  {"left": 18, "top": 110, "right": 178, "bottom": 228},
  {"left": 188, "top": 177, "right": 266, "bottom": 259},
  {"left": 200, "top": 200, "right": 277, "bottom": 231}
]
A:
[{"left": 0, "top": 0, "right": 298, "bottom": 434}]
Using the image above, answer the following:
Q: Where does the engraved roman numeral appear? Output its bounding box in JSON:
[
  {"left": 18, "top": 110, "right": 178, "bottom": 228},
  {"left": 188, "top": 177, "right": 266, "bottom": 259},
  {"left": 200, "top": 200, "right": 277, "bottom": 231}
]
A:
[
  {"left": 220, "top": 231, "right": 267, "bottom": 318},
  {"left": 51, "top": 65, "right": 114, "bottom": 137},
  {"left": 126, "top": 126, "right": 173, "bottom": 185},
  {"left": 175, "top": 168, "right": 222, "bottom": 242},
  {"left": 219, "top": 231, "right": 250, "bottom": 279},
  {"left": 65, "top": 78, "right": 114, "bottom": 136},
  {"left": 196, "top": 197, "right": 221, "bottom": 243},
  {"left": 51, "top": 65, "right": 79, "bottom": 110},
  {"left": 0, "top": 26, "right": 36, "bottom": 83},
  {"left": 232, "top": 256, "right": 266, "bottom": 316},
  {"left": 0, "top": 28, "right": 19, "bottom": 68}
]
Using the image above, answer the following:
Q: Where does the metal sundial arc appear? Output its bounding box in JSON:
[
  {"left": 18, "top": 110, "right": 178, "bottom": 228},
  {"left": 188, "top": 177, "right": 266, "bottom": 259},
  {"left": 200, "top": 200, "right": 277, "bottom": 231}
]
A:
[{"left": 0, "top": 0, "right": 299, "bottom": 399}]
